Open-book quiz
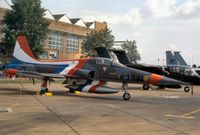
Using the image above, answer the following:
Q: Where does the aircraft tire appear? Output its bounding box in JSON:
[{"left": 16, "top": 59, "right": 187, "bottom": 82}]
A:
[
  {"left": 123, "top": 92, "right": 130, "bottom": 100},
  {"left": 184, "top": 86, "right": 190, "bottom": 92},
  {"left": 143, "top": 84, "right": 150, "bottom": 90}
]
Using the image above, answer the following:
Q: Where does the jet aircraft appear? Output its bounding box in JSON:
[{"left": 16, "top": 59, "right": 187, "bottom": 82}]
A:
[
  {"left": 95, "top": 47, "right": 169, "bottom": 90},
  {"left": 165, "top": 51, "right": 200, "bottom": 92},
  {"left": 95, "top": 47, "right": 197, "bottom": 92},
  {"left": 4, "top": 36, "right": 184, "bottom": 100}
]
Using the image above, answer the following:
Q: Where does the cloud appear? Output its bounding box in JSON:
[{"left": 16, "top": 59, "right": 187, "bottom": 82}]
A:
[
  {"left": 141, "top": 0, "right": 200, "bottom": 19},
  {"left": 142, "top": 0, "right": 177, "bottom": 18},
  {"left": 111, "top": 8, "right": 144, "bottom": 25},
  {"left": 174, "top": 0, "right": 200, "bottom": 19},
  {"left": 168, "top": 43, "right": 178, "bottom": 51},
  {"left": 82, "top": 8, "right": 144, "bottom": 26}
]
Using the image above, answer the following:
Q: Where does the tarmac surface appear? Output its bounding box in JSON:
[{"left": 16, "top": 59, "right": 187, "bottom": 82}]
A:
[{"left": 1, "top": 80, "right": 200, "bottom": 135}]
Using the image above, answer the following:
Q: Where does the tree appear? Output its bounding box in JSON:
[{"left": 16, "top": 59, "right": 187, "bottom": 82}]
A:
[
  {"left": 82, "top": 28, "right": 115, "bottom": 56},
  {"left": 122, "top": 40, "right": 141, "bottom": 63},
  {"left": 1, "top": 0, "right": 50, "bottom": 57}
]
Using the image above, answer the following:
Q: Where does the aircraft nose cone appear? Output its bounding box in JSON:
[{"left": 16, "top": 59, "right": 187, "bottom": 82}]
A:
[
  {"left": 148, "top": 74, "right": 164, "bottom": 85},
  {"left": 148, "top": 74, "right": 185, "bottom": 87},
  {"left": 159, "top": 77, "right": 183, "bottom": 85},
  {"left": 157, "top": 76, "right": 185, "bottom": 88}
]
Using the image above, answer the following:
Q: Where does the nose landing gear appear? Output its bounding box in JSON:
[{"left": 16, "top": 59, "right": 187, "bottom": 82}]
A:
[
  {"left": 122, "top": 82, "right": 131, "bottom": 100},
  {"left": 40, "top": 80, "right": 49, "bottom": 95}
]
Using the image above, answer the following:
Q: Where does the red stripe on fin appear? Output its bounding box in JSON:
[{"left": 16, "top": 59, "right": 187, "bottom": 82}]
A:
[{"left": 17, "top": 36, "right": 37, "bottom": 60}]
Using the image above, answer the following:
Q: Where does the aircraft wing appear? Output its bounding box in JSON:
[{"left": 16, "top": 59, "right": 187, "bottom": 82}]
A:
[{"left": 16, "top": 71, "right": 93, "bottom": 80}]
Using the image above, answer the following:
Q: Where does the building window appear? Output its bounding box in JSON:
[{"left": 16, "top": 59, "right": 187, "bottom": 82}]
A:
[
  {"left": 48, "top": 31, "right": 63, "bottom": 50},
  {"left": 66, "top": 34, "right": 78, "bottom": 52},
  {"left": 49, "top": 51, "right": 58, "bottom": 59}
]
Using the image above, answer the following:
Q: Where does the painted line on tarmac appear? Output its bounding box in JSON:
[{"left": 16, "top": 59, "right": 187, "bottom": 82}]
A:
[
  {"left": 162, "top": 96, "right": 180, "bottom": 99},
  {"left": 166, "top": 108, "right": 200, "bottom": 119}
]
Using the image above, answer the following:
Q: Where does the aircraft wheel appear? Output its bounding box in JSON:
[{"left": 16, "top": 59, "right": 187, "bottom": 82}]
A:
[
  {"left": 123, "top": 92, "right": 130, "bottom": 100},
  {"left": 184, "top": 86, "right": 190, "bottom": 92},
  {"left": 143, "top": 84, "right": 150, "bottom": 90}
]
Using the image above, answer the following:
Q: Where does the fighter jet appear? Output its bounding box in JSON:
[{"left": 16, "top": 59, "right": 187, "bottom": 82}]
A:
[
  {"left": 95, "top": 47, "right": 169, "bottom": 90},
  {"left": 165, "top": 51, "right": 200, "bottom": 92},
  {"left": 4, "top": 36, "right": 184, "bottom": 100}
]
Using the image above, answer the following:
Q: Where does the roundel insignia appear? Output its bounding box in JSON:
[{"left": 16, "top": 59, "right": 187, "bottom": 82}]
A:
[{"left": 143, "top": 75, "right": 149, "bottom": 82}]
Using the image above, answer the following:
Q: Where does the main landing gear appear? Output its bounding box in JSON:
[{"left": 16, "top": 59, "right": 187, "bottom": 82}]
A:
[
  {"left": 184, "top": 86, "right": 190, "bottom": 92},
  {"left": 143, "top": 84, "right": 150, "bottom": 90},
  {"left": 40, "top": 80, "right": 49, "bottom": 95},
  {"left": 122, "top": 82, "right": 130, "bottom": 100}
]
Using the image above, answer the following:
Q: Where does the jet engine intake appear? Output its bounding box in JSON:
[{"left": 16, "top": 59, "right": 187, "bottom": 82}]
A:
[{"left": 74, "top": 69, "right": 96, "bottom": 79}]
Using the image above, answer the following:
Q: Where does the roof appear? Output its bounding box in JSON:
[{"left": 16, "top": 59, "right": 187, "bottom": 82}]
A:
[
  {"left": 70, "top": 18, "right": 81, "bottom": 24},
  {"left": 53, "top": 14, "right": 65, "bottom": 20},
  {"left": 70, "top": 18, "right": 87, "bottom": 27},
  {"left": 85, "top": 22, "right": 94, "bottom": 27},
  {"left": 43, "top": 9, "right": 55, "bottom": 20},
  {"left": 0, "top": 0, "right": 12, "bottom": 10},
  {"left": 53, "top": 14, "right": 72, "bottom": 24}
]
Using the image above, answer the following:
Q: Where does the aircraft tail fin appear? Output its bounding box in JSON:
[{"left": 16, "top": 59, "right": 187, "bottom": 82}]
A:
[
  {"left": 111, "top": 50, "right": 131, "bottom": 65},
  {"left": 174, "top": 51, "right": 188, "bottom": 66},
  {"left": 95, "top": 47, "right": 131, "bottom": 65},
  {"left": 12, "top": 36, "right": 39, "bottom": 64},
  {"left": 95, "top": 47, "right": 112, "bottom": 59},
  {"left": 166, "top": 51, "right": 188, "bottom": 66},
  {"left": 166, "top": 51, "right": 176, "bottom": 66}
]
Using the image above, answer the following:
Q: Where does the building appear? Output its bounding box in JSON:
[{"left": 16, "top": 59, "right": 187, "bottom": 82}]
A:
[
  {"left": 0, "top": 0, "right": 12, "bottom": 64},
  {"left": 0, "top": 0, "right": 107, "bottom": 63}
]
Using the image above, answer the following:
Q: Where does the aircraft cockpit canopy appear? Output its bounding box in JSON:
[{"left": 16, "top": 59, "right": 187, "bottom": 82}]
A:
[
  {"left": 167, "top": 65, "right": 199, "bottom": 76},
  {"left": 95, "top": 58, "right": 112, "bottom": 65},
  {"left": 195, "top": 70, "right": 200, "bottom": 76},
  {"left": 112, "top": 60, "right": 126, "bottom": 67},
  {"left": 94, "top": 58, "right": 125, "bottom": 67}
]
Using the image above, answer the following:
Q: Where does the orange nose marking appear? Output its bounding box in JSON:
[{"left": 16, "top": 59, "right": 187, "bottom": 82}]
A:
[{"left": 149, "top": 74, "right": 164, "bottom": 85}]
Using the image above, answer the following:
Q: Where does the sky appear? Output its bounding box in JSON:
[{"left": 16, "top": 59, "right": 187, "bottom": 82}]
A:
[{"left": 18, "top": 0, "right": 200, "bottom": 66}]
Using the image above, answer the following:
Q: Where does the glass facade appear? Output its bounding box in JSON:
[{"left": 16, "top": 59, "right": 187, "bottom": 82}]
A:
[
  {"left": 66, "top": 34, "right": 79, "bottom": 52},
  {"left": 48, "top": 31, "right": 63, "bottom": 50}
]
